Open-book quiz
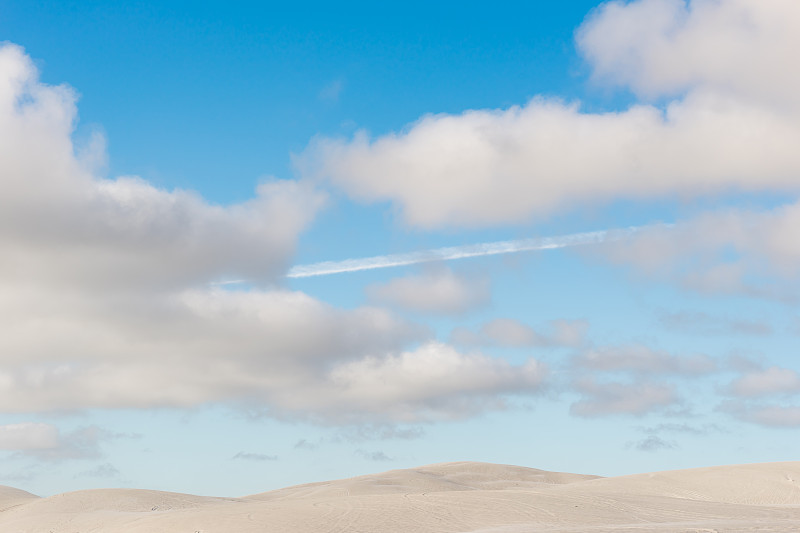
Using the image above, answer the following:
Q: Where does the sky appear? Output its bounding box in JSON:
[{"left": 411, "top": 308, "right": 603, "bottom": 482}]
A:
[{"left": 1, "top": 0, "right": 799, "bottom": 497}]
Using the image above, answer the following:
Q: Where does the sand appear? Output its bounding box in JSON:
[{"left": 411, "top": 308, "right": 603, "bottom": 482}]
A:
[{"left": 2, "top": 461, "right": 799, "bottom": 532}]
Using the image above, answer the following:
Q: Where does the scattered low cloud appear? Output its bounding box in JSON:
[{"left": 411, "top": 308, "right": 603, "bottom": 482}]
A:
[
  {"left": 294, "top": 439, "right": 321, "bottom": 451},
  {"left": 658, "top": 311, "right": 773, "bottom": 336},
  {"left": 720, "top": 402, "right": 800, "bottom": 428},
  {"left": 727, "top": 366, "right": 800, "bottom": 397},
  {"left": 232, "top": 452, "right": 278, "bottom": 461},
  {"left": 76, "top": 462, "right": 120, "bottom": 478},
  {"left": 631, "top": 435, "right": 677, "bottom": 452},
  {"left": 575, "top": 345, "right": 716, "bottom": 376},
  {"left": 451, "top": 319, "right": 588, "bottom": 348},
  {"left": 600, "top": 205, "right": 800, "bottom": 299},
  {"left": 366, "top": 267, "right": 490, "bottom": 315},
  {"left": 637, "top": 422, "right": 725, "bottom": 436},
  {"left": 570, "top": 378, "right": 678, "bottom": 417},
  {"left": 0, "top": 46, "right": 554, "bottom": 426},
  {"left": 355, "top": 449, "right": 393, "bottom": 462},
  {"left": 323, "top": 342, "right": 547, "bottom": 423},
  {"left": 335, "top": 425, "right": 424, "bottom": 442},
  {"left": 16, "top": 426, "right": 130, "bottom": 462},
  {"left": 0, "top": 423, "right": 59, "bottom": 451}
]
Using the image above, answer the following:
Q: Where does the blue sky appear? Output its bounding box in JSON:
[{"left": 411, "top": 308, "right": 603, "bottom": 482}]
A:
[{"left": 1, "top": 0, "right": 799, "bottom": 497}]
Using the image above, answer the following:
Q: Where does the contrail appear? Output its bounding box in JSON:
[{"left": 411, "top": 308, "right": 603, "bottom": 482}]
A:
[{"left": 285, "top": 224, "right": 659, "bottom": 279}]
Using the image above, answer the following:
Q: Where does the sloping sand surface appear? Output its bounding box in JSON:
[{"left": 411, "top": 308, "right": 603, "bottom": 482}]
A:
[
  {"left": 2, "top": 462, "right": 799, "bottom": 532},
  {"left": 0, "top": 486, "right": 38, "bottom": 512}
]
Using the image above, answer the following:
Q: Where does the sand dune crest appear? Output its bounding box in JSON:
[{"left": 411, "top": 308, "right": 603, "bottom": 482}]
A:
[{"left": 2, "top": 461, "right": 800, "bottom": 532}]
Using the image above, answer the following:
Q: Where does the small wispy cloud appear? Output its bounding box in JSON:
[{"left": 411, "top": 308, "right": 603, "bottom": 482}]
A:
[
  {"left": 232, "top": 452, "right": 278, "bottom": 461},
  {"left": 355, "top": 449, "right": 393, "bottom": 462},
  {"left": 319, "top": 78, "right": 345, "bottom": 102},
  {"left": 632, "top": 435, "right": 677, "bottom": 452}
]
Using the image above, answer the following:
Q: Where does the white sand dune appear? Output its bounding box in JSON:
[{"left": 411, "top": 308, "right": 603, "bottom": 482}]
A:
[
  {"left": 0, "top": 486, "right": 38, "bottom": 513},
  {"left": 2, "top": 461, "right": 800, "bottom": 532}
]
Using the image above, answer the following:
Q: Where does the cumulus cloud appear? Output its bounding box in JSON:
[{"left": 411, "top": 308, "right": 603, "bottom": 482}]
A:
[
  {"left": 727, "top": 366, "right": 800, "bottom": 397},
  {"left": 0, "top": 44, "right": 549, "bottom": 424},
  {"left": 570, "top": 379, "right": 678, "bottom": 417},
  {"left": 0, "top": 286, "right": 427, "bottom": 414},
  {"left": 0, "top": 423, "right": 59, "bottom": 451},
  {"left": 300, "top": 94, "right": 800, "bottom": 228},
  {"left": 298, "top": 0, "right": 800, "bottom": 228},
  {"left": 366, "top": 267, "right": 490, "bottom": 315},
  {"left": 451, "top": 319, "right": 588, "bottom": 348},
  {"left": 721, "top": 402, "right": 800, "bottom": 428},
  {"left": 600, "top": 203, "right": 800, "bottom": 298},
  {"left": 14, "top": 426, "right": 128, "bottom": 462},
  {"left": 1, "top": 44, "right": 323, "bottom": 290},
  {"left": 575, "top": 344, "right": 716, "bottom": 376},
  {"left": 658, "top": 310, "right": 773, "bottom": 336},
  {"left": 322, "top": 342, "right": 547, "bottom": 423},
  {"left": 577, "top": 0, "right": 800, "bottom": 108}
]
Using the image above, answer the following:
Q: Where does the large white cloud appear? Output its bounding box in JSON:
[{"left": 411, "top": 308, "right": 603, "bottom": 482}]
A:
[
  {"left": 298, "top": 0, "right": 800, "bottom": 228},
  {"left": 322, "top": 342, "right": 546, "bottom": 423},
  {"left": 0, "top": 43, "right": 547, "bottom": 424},
  {"left": 0, "top": 44, "right": 324, "bottom": 289},
  {"left": 577, "top": 0, "right": 800, "bottom": 108}
]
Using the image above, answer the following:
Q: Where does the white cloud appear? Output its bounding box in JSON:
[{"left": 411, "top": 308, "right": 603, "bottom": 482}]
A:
[
  {"left": 451, "top": 318, "right": 588, "bottom": 348},
  {"left": 577, "top": 0, "right": 800, "bottom": 108},
  {"left": 481, "top": 319, "right": 540, "bottom": 347},
  {"left": 599, "top": 203, "right": 800, "bottom": 297},
  {"left": 77, "top": 463, "right": 121, "bottom": 478},
  {"left": 575, "top": 345, "right": 717, "bottom": 376},
  {"left": 721, "top": 402, "right": 800, "bottom": 428},
  {"left": 4, "top": 425, "right": 128, "bottom": 462},
  {"left": 298, "top": 0, "right": 800, "bottom": 228},
  {"left": 658, "top": 310, "right": 772, "bottom": 336},
  {"left": 232, "top": 452, "right": 278, "bottom": 461},
  {"left": 300, "top": 94, "right": 800, "bottom": 228},
  {"left": 0, "top": 286, "right": 427, "bottom": 414},
  {"left": 570, "top": 378, "right": 678, "bottom": 417},
  {"left": 0, "top": 44, "right": 551, "bottom": 424},
  {"left": 0, "top": 423, "right": 58, "bottom": 450},
  {"left": 0, "top": 42, "right": 325, "bottom": 291},
  {"left": 366, "top": 267, "right": 489, "bottom": 315},
  {"left": 728, "top": 366, "right": 800, "bottom": 397},
  {"left": 297, "top": 0, "right": 800, "bottom": 227},
  {"left": 355, "top": 449, "right": 393, "bottom": 462},
  {"left": 319, "top": 78, "right": 344, "bottom": 103},
  {"left": 323, "top": 342, "right": 547, "bottom": 423},
  {"left": 633, "top": 435, "right": 677, "bottom": 452}
]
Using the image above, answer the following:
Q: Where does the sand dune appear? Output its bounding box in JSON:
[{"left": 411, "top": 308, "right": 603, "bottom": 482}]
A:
[{"left": 2, "top": 461, "right": 800, "bottom": 532}]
